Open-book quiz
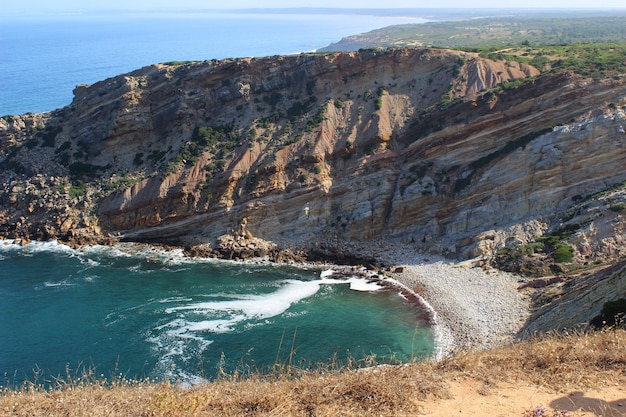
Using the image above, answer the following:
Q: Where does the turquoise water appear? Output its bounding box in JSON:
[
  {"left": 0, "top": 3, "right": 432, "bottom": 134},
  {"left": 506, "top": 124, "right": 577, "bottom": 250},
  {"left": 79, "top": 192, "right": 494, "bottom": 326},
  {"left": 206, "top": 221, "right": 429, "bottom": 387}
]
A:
[
  {"left": 0, "top": 10, "right": 436, "bottom": 386},
  {"left": 0, "top": 242, "right": 435, "bottom": 385}
]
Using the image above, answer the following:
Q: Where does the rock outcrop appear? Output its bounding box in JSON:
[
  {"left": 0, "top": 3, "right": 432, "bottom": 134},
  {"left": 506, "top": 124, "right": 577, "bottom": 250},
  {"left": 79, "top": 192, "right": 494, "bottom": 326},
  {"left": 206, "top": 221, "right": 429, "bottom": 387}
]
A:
[
  {"left": 1, "top": 48, "right": 625, "bottom": 267},
  {"left": 521, "top": 260, "right": 626, "bottom": 333}
]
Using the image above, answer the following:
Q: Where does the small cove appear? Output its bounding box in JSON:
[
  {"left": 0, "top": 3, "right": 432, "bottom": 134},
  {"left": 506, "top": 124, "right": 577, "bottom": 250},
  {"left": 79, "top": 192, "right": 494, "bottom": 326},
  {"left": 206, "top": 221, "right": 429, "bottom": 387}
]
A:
[{"left": 0, "top": 241, "right": 435, "bottom": 386}]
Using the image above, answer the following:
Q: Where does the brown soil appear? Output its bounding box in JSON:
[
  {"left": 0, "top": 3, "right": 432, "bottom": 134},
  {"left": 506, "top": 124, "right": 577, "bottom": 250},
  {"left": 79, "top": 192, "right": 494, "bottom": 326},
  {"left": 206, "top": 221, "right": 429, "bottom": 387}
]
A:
[{"left": 419, "top": 382, "right": 625, "bottom": 417}]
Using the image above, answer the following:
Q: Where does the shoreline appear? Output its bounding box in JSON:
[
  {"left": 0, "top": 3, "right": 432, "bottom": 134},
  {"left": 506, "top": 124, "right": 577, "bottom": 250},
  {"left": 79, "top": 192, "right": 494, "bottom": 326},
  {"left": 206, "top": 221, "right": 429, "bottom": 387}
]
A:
[
  {"left": 1, "top": 238, "right": 530, "bottom": 360},
  {"left": 317, "top": 241, "right": 531, "bottom": 356},
  {"left": 383, "top": 249, "right": 530, "bottom": 355}
]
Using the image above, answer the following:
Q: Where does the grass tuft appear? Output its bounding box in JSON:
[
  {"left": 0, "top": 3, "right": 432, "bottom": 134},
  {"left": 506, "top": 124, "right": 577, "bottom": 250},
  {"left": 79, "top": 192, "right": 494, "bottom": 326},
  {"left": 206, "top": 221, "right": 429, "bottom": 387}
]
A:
[{"left": 1, "top": 329, "right": 624, "bottom": 416}]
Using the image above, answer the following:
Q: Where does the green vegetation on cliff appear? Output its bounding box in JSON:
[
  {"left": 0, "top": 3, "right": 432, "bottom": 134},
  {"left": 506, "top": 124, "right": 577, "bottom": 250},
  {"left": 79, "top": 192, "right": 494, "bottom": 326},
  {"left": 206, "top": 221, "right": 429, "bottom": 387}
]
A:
[
  {"left": 321, "top": 16, "right": 626, "bottom": 79},
  {"left": 321, "top": 15, "right": 626, "bottom": 51},
  {"left": 466, "top": 42, "right": 626, "bottom": 79}
]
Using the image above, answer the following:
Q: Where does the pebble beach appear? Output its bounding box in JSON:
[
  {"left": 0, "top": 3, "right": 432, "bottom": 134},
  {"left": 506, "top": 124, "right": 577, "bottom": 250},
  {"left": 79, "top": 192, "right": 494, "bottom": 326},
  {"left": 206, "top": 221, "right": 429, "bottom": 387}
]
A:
[
  {"left": 322, "top": 240, "right": 531, "bottom": 358},
  {"left": 385, "top": 250, "right": 531, "bottom": 357}
]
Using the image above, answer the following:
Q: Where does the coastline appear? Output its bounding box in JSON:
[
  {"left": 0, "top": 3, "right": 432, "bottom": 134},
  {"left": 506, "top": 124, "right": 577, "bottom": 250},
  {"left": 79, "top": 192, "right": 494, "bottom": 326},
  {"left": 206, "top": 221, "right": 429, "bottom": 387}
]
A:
[
  {"left": 2, "top": 238, "right": 530, "bottom": 361},
  {"left": 382, "top": 247, "right": 530, "bottom": 356},
  {"left": 319, "top": 241, "right": 531, "bottom": 357},
  {"left": 183, "top": 237, "right": 531, "bottom": 357}
]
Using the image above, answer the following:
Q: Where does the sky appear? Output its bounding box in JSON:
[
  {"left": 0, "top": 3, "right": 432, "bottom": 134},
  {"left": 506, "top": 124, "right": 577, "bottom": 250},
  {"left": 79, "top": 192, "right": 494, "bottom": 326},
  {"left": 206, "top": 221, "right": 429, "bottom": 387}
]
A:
[{"left": 2, "top": 0, "right": 626, "bottom": 14}]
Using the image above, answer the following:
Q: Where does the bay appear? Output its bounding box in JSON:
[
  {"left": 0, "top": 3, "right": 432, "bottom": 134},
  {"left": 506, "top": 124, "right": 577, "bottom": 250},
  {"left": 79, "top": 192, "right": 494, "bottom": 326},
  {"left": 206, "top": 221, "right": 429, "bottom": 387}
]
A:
[
  {"left": 0, "top": 242, "right": 435, "bottom": 386},
  {"left": 0, "top": 10, "right": 436, "bottom": 387}
]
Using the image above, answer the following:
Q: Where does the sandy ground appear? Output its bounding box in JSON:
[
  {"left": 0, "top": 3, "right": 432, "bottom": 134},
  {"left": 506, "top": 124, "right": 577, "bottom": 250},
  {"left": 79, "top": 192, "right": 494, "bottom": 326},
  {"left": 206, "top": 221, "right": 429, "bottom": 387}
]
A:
[{"left": 415, "top": 381, "right": 626, "bottom": 417}]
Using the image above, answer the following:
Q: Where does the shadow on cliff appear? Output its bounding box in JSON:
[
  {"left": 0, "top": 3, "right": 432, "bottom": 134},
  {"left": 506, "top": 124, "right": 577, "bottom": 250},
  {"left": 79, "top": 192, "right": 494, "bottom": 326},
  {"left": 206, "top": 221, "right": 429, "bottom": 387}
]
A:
[
  {"left": 550, "top": 391, "right": 625, "bottom": 416},
  {"left": 516, "top": 260, "right": 626, "bottom": 336}
]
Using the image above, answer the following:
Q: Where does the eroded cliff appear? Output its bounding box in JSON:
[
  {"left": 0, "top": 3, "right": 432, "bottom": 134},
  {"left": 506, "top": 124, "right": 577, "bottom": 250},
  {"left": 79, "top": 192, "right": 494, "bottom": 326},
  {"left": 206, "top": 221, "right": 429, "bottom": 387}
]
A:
[{"left": 1, "top": 48, "right": 625, "bottom": 268}]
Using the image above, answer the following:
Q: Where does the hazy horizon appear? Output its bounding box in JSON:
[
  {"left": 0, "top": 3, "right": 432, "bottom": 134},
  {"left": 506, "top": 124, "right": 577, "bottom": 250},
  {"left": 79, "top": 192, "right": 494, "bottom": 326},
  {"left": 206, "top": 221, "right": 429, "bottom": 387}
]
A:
[{"left": 2, "top": 1, "right": 626, "bottom": 17}]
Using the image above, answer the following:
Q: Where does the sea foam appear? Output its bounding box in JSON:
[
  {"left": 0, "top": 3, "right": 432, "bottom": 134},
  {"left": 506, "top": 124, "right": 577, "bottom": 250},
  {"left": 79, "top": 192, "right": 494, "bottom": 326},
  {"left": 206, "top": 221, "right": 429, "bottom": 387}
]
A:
[
  {"left": 147, "top": 278, "right": 323, "bottom": 376},
  {"left": 165, "top": 279, "right": 321, "bottom": 321}
]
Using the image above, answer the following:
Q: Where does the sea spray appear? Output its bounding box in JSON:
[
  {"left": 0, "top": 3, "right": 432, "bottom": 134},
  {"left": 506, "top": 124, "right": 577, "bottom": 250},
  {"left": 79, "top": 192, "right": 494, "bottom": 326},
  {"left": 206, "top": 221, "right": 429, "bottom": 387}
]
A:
[{"left": 0, "top": 240, "right": 435, "bottom": 385}]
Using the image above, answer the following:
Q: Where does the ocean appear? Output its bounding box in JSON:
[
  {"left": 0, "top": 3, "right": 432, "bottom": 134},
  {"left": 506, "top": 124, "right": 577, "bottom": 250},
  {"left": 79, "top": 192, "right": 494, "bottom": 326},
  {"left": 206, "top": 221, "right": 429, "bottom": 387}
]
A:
[
  {"left": 0, "top": 241, "right": 435, "bottom": 386},
  {"left": 0, "top": 11, "right": 436, "bottom": 386},
  {"left": 0, "top": 10, "right": 426, "bottom": 116}
]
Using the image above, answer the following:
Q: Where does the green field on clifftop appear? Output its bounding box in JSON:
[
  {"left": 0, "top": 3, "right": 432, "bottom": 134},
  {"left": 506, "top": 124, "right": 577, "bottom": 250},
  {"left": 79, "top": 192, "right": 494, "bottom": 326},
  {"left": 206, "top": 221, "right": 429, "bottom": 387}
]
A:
[{"left": 320, "top": 15, "right": 626, "bottom": 51}]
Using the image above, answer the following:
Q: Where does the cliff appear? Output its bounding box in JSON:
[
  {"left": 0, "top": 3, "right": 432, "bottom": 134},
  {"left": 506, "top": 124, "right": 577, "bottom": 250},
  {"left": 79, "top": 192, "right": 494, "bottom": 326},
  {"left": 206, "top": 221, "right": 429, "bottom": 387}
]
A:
[
  {"left": 521, "top": 260, "right": 626, "bottom": 333},
  {"left": 1, "top": 48, "right": 625, "bottom": 268}
]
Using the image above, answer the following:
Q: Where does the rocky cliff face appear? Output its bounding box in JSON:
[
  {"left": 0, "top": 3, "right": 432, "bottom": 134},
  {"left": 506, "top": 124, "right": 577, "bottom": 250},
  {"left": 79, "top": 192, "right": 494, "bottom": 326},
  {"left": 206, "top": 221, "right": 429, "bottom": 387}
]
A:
[
  {"left": 1, "top": 48, "right": 625, "bottom": 266},
  {"left": 521, "top": 260, "right": 626, "bottom": 333}
]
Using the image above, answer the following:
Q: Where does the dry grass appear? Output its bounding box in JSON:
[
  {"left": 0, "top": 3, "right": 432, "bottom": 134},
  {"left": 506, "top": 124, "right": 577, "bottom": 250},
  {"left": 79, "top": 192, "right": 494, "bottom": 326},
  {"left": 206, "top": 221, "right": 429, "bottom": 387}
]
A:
[
  {"left": 2, "top": 329, "right": 624, "bottom": 417},
  {"left": 437, "top": 327, "right": 625, "bottom": 390}
]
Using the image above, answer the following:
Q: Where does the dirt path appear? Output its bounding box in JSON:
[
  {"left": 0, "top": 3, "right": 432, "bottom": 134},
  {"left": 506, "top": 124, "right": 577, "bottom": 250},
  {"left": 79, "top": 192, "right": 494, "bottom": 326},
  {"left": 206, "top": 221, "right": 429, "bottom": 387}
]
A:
[{"left": 416, "top": 381, "right": 625, "bottom": 417}]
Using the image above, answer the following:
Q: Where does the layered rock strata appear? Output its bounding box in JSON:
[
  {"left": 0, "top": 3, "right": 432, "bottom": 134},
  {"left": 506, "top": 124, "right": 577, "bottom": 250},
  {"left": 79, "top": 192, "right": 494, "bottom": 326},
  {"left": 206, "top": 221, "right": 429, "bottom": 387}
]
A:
[
  {"left": 1, "top": 48, "right": 625, "bottom": 265},
  {"left": 521, "top": 260, "right": 626, "bottom": 333}
]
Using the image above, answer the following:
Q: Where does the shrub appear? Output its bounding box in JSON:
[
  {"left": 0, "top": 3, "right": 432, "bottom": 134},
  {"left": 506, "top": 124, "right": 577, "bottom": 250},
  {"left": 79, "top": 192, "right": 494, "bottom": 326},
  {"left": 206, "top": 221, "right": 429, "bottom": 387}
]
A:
[
  {"left": 170, "top": 125, "right": 240, "bottom": 172},
  {"left": 68, "top": 181, "right": 86, "bottom": 199},
  {"left": 56, "top": 141, "right": 71, "bottom": 153},
  {"left": 57, "top": 152, "right": 71, "bottom": 166},
  {"left": 364, "top": 143, "right": 377, "bottom": 155},
  {"left": 41, "top": 126, "right": 62, "bottom": 148},
  {"left": 148, "top": 150, "right": 167, "bottom": 166},
  {"left": 306, "top": 80, "right": 316, "bottom": 96},
  {"left": 133, "top": 153, "right": 144, "bottom": 166},
  {"left": 501, "top": 78, "right": 527, "bottom": 90},
  {"left": 590, "top": 298, "right": 626, "bottom": 328},
  {"left": 263, "top": 92, "right": 283, "bottom": 107},
  {"left": 163, "top": 161, "right": 180, "bottom": 177},
  {"left": 304, "top": 104, "right": 327, "bottom": 132},
  {"left": 161, "top": 60, "right": 195, "bottom": 66},
  {"left": 375, "top": 86, "right": 386, "bottom": 110},
  {"left": 25, "top": 139, "right": 39, "bottom": 149},
  {"left": 553, "top": 243, "right": 574, "bottom": 263},
  {"left": 287, "top": 101, "right": 306, "bottom": 120},
  {"left": 69, "top": 162, "right": 109, "bottom": 180},
  {"left": 215, "top": 159, "right": 226, "bottom": 170},
  {"left": 104, "top": 173, "right": 144, "bottom": 194}
]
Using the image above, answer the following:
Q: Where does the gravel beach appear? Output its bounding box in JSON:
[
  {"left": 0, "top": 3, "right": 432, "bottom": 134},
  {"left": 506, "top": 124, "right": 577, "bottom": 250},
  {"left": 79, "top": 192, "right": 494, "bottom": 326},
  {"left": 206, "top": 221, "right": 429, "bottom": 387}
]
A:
[{"left": 374, "top": 245, "right": 531, "bottom": 358}]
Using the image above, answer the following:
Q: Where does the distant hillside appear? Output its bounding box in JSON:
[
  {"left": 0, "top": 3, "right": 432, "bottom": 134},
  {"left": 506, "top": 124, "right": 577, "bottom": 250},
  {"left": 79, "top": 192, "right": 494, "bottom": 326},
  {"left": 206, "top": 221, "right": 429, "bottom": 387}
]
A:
[{"left": 319, "top": 15, "right": 626, "bottom": 51}]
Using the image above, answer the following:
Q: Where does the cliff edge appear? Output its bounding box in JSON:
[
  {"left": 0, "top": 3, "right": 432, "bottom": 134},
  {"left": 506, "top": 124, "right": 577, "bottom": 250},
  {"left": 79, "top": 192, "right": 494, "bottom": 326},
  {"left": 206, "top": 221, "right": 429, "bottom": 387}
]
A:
[
  {"left": 2, "top": 46, "right": 626, "bottom": 337},
  {"left": 2, "top": 48, "right": 624, "bottom": 261}
]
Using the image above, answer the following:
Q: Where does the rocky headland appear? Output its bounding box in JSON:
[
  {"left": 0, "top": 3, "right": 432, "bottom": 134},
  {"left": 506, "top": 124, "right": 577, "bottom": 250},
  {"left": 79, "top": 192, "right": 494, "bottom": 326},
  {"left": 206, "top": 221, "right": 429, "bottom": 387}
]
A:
[{"left": 1, "top": 47, "right": 625, "bottom": 345}]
